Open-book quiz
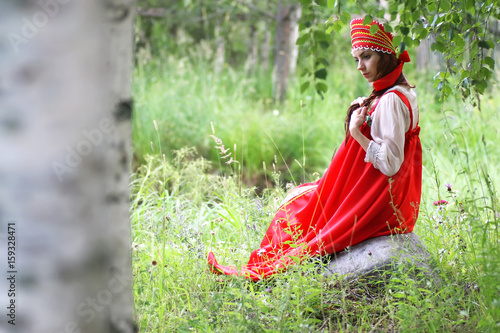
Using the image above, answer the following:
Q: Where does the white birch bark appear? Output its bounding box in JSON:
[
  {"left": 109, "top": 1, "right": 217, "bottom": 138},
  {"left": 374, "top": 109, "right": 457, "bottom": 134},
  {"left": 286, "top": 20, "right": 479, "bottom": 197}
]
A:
[
  {"left": 272, "top": 1, "right": 300, "bottom": 103},
  {"left": 215, "top": 19, "right": 225, "bottom": 74},
  {"left": 261, "top": 28, "right": 272, "bottom": 72},
  {"left": 0, "top": 1, "right": 136, "bottom": 332},
  {"left": 288, "top": 5, "right": 301, "bottom": 77}
]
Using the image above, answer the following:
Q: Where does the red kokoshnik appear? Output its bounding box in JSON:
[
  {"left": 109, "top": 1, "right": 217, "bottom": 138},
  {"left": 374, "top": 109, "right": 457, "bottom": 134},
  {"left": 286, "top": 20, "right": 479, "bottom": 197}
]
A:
[
  {"left": 207, "top": 18, "right": 422, "bottom": 281},
  {"left": 350, "top": 17, "right": 411, "bottom": 91}
]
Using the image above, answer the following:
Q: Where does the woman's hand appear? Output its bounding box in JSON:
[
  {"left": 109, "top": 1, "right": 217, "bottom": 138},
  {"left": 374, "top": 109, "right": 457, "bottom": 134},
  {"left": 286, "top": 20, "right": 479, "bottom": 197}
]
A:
[
  {"left": 349, "top": 106, "right": 370, "bottom": 151},
  {"left": 349, "top": 106, "right": 368, "bottom": 133}
]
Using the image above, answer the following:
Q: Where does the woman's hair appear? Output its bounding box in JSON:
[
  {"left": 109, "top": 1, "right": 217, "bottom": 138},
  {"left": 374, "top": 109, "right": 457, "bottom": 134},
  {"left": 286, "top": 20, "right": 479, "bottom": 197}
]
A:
[{"left": 344, "top": 52, "right": 414, "bottom": 140}]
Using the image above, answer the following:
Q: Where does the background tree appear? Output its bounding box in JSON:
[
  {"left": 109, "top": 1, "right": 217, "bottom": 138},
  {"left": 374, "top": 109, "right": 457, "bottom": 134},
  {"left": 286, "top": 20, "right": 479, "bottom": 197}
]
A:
[{"left": 0, "top": 1, "right": 136, "bottom": 332}]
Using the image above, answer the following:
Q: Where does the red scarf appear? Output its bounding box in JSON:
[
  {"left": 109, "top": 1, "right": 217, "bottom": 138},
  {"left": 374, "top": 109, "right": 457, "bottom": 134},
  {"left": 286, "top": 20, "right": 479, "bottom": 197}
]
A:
[{"left": 373, "top": 51, "right": 411, "bottom": 91}]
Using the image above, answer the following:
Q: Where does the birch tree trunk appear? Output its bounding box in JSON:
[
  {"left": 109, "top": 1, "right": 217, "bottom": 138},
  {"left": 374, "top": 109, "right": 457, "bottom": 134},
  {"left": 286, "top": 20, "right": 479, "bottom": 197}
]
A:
[
  {"left": 272, "top": 1, "right": 300, "bottom": 103},
  {"left": 244, "top": 23, "right": 259, "bottom": 74},
  {"left": 261, "top": 28, "right": 272, "bottom": 72},
  {"left": 0, "top": 1, "right": 136, "bottom": 332},
  {"left": 214, "top": 18, "right": 225, "bottom": 73}
]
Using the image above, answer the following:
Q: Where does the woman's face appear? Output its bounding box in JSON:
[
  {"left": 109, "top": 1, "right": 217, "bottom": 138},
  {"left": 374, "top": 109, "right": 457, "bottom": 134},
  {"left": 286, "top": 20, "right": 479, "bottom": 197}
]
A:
[{"left": 352, "top": 49, "right": 381, "bottom": 83}]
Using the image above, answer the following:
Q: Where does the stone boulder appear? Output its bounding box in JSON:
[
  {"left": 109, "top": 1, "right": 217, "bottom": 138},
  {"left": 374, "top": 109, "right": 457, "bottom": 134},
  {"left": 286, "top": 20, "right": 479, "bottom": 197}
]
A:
[{"left": 324, "top": 233, "right": 437, "bottom": 282}]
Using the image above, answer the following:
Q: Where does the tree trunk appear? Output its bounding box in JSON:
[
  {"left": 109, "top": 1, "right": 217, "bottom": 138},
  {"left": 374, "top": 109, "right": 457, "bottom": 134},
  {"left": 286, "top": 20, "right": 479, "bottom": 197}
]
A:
[
  {"left": 416, "top": 36, "right": 445, "bottom": 72},
  {"left": 288, "top": 5, "right": 301, "bottom": 77},
  {"left": 261, "top": 28, "right": 272, "bottom": 72},
  {"left": 0, "top": 1, "right": 136, "bottom": 332},
  {"left": 244, "top": 23, "right": 259, "bottom": 74},
  {"left": 272, "top": 1, "right": 300, "bottom": 103},
  {"left": 214, "top": 18, "right": 225, "bottom": 73}
]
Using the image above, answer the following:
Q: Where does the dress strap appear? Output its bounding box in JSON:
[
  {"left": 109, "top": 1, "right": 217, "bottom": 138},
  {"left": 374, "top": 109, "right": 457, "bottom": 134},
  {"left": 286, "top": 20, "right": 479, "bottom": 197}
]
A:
[
  {"left": 370, "top": 89, "right": 416, "bottom": 130},
  {"left": 390, "top": 90, "right": 415, "bottom": 129}
]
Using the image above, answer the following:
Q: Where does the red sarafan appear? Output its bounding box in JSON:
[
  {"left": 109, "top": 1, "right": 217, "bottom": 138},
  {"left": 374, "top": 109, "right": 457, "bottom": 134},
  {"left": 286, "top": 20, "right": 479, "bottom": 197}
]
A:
[{"left": 208, "top": 17, "right": 422, "bottom": 281}]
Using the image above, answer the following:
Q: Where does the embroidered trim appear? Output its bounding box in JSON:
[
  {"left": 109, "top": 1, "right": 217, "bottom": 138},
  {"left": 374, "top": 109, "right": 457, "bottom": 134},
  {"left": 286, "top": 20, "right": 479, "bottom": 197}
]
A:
[
  {"left": 279, "top": 185, "right": 317, "bottom": 210},
  {"left": 365, "top": 140, "right": 381, "bottom": 164},
  {"left": 351, "top": 45, "right": 394, "bottom": 54}
]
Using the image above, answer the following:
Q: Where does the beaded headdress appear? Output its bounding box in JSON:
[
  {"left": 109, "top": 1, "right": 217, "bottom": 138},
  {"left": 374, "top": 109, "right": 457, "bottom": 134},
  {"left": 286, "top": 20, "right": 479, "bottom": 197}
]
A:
[
  {"left": 350, "top": 18, "right": 396, "bottom": 55},
  {"left": 350, "top": 17, "right": 411, "bottom": 91}
]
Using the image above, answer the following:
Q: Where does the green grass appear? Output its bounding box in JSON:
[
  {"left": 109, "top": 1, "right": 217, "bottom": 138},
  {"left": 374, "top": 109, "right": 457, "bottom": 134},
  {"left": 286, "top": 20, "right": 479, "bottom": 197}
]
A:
[{"left": 131, "top": 55, "right": 499, "bottom": 331}]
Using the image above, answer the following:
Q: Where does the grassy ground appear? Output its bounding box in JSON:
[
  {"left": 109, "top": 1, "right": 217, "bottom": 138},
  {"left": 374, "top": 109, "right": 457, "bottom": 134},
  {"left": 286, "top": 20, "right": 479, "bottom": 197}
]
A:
[{"left": 130, "top": 56, "right": 499, "bottom": 331}]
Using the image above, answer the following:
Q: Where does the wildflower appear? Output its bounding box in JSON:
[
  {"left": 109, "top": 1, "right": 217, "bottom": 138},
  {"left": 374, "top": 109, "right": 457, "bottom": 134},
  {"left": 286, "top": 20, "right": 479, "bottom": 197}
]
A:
[
  {"left": 257, "top": 248, "right": 266, "bottom": 256},
  {"left": 445, "top": 183, "right": 452, "bottom": 192},
  {"left": 433, "top": 199, "right": 448, "bottom": 206},
  {"left": 209, "top": 135, "right": 223, "bottom": 145}
]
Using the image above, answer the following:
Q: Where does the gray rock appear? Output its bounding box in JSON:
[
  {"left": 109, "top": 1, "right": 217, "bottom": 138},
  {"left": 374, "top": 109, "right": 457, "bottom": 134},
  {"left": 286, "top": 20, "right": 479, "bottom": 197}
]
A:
[{"left": 324, "top": 233, "right": 437, "bottom": 282}]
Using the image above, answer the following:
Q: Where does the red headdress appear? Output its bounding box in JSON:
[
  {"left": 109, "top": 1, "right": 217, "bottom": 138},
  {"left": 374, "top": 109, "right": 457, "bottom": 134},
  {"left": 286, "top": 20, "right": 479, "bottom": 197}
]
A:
[{"left": 350, "top": 18, "right": 411, "bottom": 91}]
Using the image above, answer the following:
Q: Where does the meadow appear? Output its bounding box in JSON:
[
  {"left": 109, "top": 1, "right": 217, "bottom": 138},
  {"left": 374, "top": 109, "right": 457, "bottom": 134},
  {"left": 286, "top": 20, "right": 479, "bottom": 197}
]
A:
[{"left": 130, "top": 50, "right": 499, "bottom": 331}]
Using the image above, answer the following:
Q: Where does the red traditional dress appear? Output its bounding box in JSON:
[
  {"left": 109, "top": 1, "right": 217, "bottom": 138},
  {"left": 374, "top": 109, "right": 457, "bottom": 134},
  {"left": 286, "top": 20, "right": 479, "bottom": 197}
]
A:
[{"left": 207, "top": 18, "right": 422, "bottom": 281}]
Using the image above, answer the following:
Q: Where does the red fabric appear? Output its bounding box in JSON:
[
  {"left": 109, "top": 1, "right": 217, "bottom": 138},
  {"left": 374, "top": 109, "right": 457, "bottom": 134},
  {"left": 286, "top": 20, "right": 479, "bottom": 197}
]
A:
[
  {"left": 373, "top": 52, "right": 411, "bottom": 92},
  {"left": 208, "top": 91, "right": 422, "bottom": 281}
]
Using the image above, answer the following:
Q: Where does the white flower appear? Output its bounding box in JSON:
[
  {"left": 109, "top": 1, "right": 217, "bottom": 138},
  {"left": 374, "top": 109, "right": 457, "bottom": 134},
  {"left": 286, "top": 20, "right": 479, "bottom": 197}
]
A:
[{"left": 257, "top": 248, "right": 266, "bottom": 256}]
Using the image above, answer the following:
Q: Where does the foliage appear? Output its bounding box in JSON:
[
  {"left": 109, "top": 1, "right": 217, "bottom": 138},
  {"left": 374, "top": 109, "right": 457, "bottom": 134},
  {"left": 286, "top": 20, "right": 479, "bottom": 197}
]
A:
[
  {"left": 135, "top": 0, "right": 277, "bottom": 68},
  {"left": 130, "top": 110, "right": 500, "bottom": 330},
  {"left": 299, "top": 0, "right": 499, "bottom": 101}
]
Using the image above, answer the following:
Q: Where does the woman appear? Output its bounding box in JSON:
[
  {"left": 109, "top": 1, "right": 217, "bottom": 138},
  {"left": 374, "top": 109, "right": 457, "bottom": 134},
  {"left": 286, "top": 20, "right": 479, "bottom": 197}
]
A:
[{"left": 208, "top": 18, "right": 422, "bottom": 281}]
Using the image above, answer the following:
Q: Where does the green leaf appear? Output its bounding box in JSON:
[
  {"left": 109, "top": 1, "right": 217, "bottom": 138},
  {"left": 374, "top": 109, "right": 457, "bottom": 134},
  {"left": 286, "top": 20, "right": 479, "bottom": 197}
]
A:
[
  {"left": 332, "top": 20, "right": 343, "bottom": 32},
  {"left": 399, "top": 41, "right": 407, "bottom": 53},
  {"left": 479, "top": 66, "right": 493, "bottom": 79},
  {"left": 472, "top": 79, "right": 487, "bottom": 94},
  {"left": 296, "top": 34, "right": 309, "bottom": 46},
  {"left": 392, "top": 35, "right": 402, "bottom": 48},
  {"left": 484, "top": 57, "right": 495, "bottom": 69},
  {"left": 318, "top": 57, "right": 330, "bottom": 67},
  {"left": 290, "top": 255, "right": 301, "bottom": 264},
  {"left": 299, "top": 0, "right": 313, "bottom": 5},
  {"left": 478, "top": 40, "right": 492, "bottom": 49},
  {"left": 400, "top": 26, "right": 410, "bottom": 35},
  {"left": 340, "top": 12, "right": 351, "bottom": 24},
  {"left": 466, "top": 0, "right": 475, "bottom": 15},
  {"left": 300, "top": 81, "right": 310, "bottom": 93},
  {"left": 453, "top": 35, "right": 465, "bottom": 49},
  {"left": 418, "top": 28, "right": 429, "bottom": 39},
  {"left": 403, "top": 36, "right": 413, "bottom": 47},
  {"left": 370, "top": 24, "right": 379, "bottom": 35},
  {"left": 319, "top": 41, "right": 330, "bottom": 50},
  {"left": 460, "top": 70, "right": 470, "bottom": 80},
  {"left": 314, "top": 68, "right": 327, "bottom": 80},
  {"left": 314, "top": 30, "right": 329, "bottom": 41},
  {"left": 315, "top": 82, "right": 328, "bottom": 93},
  {"left": 327, "top": 0, "right": 335, "bottom": 9},
  {"left": 431, "top": 41, "right": 445, "bottom": 53},
  {"left": 363, "top": 15, "right": 372, "bottom": 25},
  {"left": 325, "top": 25, "right": 335, "bottom": 34},
  {"left": 441, "top": 0, "right": 451, "bottom": 11}
]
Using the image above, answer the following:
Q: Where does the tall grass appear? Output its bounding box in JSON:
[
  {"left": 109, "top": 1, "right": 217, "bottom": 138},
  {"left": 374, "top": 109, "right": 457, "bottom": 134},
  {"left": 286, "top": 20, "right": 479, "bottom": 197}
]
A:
[{"left": 131, "top": 49, "right": 499, "bottom": 331}]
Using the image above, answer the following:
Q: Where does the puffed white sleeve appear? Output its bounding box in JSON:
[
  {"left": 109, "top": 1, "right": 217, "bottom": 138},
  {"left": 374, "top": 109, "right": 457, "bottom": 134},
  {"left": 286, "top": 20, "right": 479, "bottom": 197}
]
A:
[{"left": 364, "top": 93, "right": 410, "bottom": 177}]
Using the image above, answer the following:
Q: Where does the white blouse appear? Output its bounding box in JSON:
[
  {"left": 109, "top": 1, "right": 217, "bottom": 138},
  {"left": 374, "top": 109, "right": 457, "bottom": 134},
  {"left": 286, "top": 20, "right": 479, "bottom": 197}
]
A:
[{"left": 364, "top": 85, "right": 419, "bottom": 177}]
